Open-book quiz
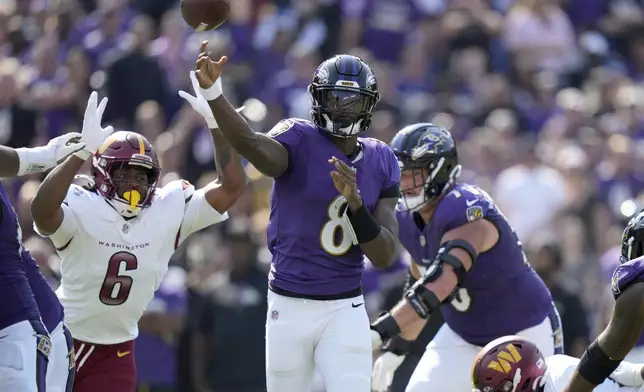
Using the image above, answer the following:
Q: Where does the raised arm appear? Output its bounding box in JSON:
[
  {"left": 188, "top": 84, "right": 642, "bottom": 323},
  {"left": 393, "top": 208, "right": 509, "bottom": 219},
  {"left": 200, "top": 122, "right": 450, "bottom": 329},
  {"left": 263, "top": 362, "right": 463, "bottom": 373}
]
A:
[
  {"left": 31, "top": 92, "right": 113, "bottom": 236},
  {"left": 178, "top": 70, "right": 247, "bottom": 215},
  {"left": 202, "top": 126, "right": 246, "bottom": 212},
  {"left": 0, "top": 133, "right": 84, "bottom": 178},
  {"left": 31, "top": 155, "right": 87, "bottom": 235},
  {"left": 188, "top": 41, "right": 289, "bottom": 178}
]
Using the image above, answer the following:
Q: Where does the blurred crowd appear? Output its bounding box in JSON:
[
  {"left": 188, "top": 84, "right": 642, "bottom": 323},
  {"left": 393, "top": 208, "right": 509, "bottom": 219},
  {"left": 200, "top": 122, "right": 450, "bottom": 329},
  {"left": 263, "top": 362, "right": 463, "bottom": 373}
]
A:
[{"left": 3, "top": 0, "right": 644, "bottom": 390}]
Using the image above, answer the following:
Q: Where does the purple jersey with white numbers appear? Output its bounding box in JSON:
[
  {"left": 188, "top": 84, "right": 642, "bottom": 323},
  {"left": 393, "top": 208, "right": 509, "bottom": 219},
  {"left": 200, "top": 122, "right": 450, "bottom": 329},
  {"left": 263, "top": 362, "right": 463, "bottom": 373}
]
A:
[
  {"left": 397, "top": 183, "right": 553, "bottom": 346},
  {"left": 0, "top": 183, "right": 41, "bottom": 331},
  {"left": 266, "top": 118, "right": 400, "bottom": 296}
]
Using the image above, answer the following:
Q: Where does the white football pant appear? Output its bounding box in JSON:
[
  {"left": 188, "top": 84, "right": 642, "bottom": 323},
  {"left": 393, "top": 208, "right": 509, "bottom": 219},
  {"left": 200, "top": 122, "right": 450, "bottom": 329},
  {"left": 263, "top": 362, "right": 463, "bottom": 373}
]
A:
[
  {"left": 265, "top": 290, "right": 372, "bottom": 392},
  {"left": 0, "top": 319, "right": 50, "bottom": 392},
  {"left": 47, "top": 322, "right": 74, "bottom": 392},
  {"left": 406, "top": 314, "right": 561, "bottom": 392}
]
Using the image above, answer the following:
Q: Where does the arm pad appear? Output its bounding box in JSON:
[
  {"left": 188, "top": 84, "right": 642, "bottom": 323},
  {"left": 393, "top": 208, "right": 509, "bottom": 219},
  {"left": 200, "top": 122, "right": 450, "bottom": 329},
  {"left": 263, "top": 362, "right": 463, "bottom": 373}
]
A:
[
  {"left": 404, "top": 262, "right": 442, "bottom": 319},
  {"left": 403, "top": 239, "right": 478, "bottom": 318},
  {"left": 438, "top": 239, "right": 477, "bottom": 285}
]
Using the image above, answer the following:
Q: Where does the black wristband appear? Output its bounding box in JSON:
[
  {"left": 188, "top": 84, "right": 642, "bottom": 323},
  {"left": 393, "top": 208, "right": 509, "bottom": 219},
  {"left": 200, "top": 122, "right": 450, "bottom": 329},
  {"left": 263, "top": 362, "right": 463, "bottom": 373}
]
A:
[
  {"left": 578, "top": 340, "right": 622, "bottom": 385},
  {"left": 371, "top": 311, "right": 401, "bottom": 342},
  {"left": 347, "top": 204, "right": 381, "bottom": 243},
  {"left": 382, "top": 336, "right": 413, "bottom": 356}
]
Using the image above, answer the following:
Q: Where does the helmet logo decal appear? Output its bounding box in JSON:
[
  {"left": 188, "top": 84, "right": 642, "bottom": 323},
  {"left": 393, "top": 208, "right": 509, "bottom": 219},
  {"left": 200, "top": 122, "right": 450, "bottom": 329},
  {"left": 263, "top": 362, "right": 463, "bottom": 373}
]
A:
[
  {"left": 487, "top": 344, "right": 523, "bottom": 374},
  {"left": 611, "top": 267, "right": 622, "bottom": 295},
  {"left": 412, "top": 132, "right": 445, "bottom": 159}
]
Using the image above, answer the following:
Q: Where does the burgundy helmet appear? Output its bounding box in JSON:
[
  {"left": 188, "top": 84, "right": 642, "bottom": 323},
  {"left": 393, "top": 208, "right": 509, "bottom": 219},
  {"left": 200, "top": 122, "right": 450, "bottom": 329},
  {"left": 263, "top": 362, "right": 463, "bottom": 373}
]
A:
[
  {"left": 91, "top": 131, "right": 160, "bottom": 218},
  {"left": 472, "top": 336, "right": 547, "bottom": 392}
]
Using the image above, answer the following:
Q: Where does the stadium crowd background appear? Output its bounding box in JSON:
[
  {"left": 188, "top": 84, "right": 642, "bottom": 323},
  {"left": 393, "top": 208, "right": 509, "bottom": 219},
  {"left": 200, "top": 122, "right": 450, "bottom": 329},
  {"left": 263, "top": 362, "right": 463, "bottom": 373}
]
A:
[{"left": 0, "top": 0, "right": 642, "bottom": 390}]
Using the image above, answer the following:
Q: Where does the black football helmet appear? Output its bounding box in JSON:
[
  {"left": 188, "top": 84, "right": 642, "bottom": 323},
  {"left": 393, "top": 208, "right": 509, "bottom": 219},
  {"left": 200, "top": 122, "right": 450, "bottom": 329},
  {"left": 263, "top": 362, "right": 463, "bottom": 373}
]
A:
[
  {"left": 308, "top": 54, "right": 380, "bottom": 138},
  {"left": 391, "top": 123, "right": 461, "bottom": 211},
  {"left": 621, "top": 210, "right": 644, "bottom": 262}
]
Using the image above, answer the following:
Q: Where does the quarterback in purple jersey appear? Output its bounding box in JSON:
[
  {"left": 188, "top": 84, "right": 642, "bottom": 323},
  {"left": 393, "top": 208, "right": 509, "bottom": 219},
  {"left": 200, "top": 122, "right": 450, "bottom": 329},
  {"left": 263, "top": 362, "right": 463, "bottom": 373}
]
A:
[
  {"left": 563, "top": 211, "right": 644, "bottom": 392},
  {"left": 199, "top": 52, "right": 400, "bottom": 392},
  {"left": 370, "top": 123, "right": 563, "bottom": 392},
  {"left": 0, "top": 134, "right": 83, "bottom": 392}
]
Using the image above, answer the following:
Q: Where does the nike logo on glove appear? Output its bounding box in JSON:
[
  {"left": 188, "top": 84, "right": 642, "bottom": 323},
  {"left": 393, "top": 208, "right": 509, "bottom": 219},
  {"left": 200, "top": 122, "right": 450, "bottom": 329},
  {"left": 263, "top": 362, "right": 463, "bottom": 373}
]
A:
[{"left": 352, "top": 303, "right": 364, "bottom": 308}]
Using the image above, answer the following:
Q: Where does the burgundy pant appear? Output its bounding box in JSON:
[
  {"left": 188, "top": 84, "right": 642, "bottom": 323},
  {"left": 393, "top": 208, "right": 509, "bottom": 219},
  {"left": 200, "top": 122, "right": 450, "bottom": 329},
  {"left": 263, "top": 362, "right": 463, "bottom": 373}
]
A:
[{"left": 73, "top": 339, "right": 136, "bottom": 392}]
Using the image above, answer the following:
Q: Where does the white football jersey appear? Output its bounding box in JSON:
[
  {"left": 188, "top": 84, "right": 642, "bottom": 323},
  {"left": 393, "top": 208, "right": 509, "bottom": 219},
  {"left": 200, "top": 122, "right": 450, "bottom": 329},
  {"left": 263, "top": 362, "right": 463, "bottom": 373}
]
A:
[
  {"left": 544, "top": 355, "right": 632, "bottom": 392},
  {"left": 35, "top": 180, "right": 227, "bottom": 344}
]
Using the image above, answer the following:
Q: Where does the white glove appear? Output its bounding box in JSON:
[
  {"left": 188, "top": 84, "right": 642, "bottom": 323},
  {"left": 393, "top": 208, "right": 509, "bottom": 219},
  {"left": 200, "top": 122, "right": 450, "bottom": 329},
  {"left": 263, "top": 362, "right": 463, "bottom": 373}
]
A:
[
  {"left": 609, "top": 361, "right": 644, "bottom": 387},
  {"left": 371, "top": 352, "right": 405, "bottom": 392},
  {"left": 371, "top": 329, "right": 383, "bottom": 351},
  {"left": 15, "top": 132, "right": 85, "bottom": 175},
  {"left": 75, "top": 91, "right": 113, "bottom": 160},
  {"left": 178, "top": 71, "right": 244, "bottom": 129}
]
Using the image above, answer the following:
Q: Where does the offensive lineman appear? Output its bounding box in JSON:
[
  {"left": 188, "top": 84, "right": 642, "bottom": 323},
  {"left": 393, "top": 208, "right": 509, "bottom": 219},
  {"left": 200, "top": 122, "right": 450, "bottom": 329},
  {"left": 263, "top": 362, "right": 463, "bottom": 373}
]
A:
[
  {"left": 562, "top": 211, "right": 644, "bottom": 392},
  {"left": 473, "top": 335, "right": 644, "bottom": 392},
  {"left": 0, "top": 133, "right": 83, "bottom": 391},
  {"left": 30, "top": 63, "right": 246, "bottom": 391},
  {"left": 195, "top": 49, "right": 400, "bottom": 391},
  {"left": 370, "top": 123, "right": 563, "bottom": 392}
]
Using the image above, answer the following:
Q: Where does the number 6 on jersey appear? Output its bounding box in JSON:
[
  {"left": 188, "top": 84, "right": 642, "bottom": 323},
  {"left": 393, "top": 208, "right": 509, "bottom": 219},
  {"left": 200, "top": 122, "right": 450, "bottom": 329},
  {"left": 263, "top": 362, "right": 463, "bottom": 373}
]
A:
[{"left": 99, "top": 251, "right": 138, "bottom": 306}]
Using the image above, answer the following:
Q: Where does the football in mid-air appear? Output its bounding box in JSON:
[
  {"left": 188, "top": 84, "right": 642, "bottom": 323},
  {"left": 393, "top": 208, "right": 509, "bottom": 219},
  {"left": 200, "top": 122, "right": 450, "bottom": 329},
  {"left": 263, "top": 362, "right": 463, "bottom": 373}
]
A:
[{"left": 180, "top": 0, "right": 230, "bottom": 32}]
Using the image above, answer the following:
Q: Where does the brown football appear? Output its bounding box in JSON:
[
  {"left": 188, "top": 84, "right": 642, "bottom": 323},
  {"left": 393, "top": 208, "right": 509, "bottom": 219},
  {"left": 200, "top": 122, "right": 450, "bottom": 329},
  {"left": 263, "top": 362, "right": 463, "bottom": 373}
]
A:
[{"left": 180, "top": 0, "right": 230, "bottom": 32}]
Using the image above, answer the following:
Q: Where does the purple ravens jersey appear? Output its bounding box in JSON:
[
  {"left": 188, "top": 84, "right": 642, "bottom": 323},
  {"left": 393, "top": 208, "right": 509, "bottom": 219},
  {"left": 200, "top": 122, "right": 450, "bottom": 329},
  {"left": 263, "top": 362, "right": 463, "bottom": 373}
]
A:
[
  {"left": 0, "top": 183, "right": 41, "bottom": 330},
  {"left": 23, "top": 249, "right": 64, "bottom": 332},
  {"left": 266, "top": 118, "right": 400, "bottom": 297},
  {"left": 397, "top": 183, "right": 553, "bottom": 346}
]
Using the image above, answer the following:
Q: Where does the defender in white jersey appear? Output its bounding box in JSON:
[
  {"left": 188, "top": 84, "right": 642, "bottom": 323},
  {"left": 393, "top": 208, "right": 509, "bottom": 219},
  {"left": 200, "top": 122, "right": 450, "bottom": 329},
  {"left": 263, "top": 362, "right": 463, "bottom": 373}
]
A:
[
  {"left": 472, "top": 336, "right": 644, "bottom": 392},
  {"left": 30, "top": 89, "right": 246, "bottom": 392}
]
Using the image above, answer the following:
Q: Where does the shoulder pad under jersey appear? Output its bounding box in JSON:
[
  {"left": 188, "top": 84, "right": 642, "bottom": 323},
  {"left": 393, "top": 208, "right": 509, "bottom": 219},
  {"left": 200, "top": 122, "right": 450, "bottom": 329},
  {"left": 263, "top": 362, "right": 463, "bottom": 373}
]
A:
[{"left": 158, "top": 179, "right": 195, "bottom": 203}]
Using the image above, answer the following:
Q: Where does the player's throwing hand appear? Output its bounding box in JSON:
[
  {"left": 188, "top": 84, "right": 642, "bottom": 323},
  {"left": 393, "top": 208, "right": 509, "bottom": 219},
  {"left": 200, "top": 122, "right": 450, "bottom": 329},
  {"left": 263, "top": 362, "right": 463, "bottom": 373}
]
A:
[
  {"left": 178, "top": 70, "right": 244, "bottom": 129},
  {"left": 194, "top": 40, "right": 227, "bottom": 89},
  {"left": 329, "top": 156, "right": 361, "bottom": 208}
]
